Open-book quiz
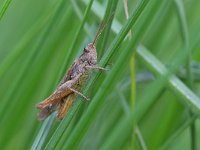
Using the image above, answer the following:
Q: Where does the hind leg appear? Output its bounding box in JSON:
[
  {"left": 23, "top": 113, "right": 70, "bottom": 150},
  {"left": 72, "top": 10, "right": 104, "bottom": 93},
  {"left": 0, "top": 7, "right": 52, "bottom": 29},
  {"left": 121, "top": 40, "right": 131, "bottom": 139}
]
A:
[{"left": 57, "top": 94, "right": 75, "bottom": 120}]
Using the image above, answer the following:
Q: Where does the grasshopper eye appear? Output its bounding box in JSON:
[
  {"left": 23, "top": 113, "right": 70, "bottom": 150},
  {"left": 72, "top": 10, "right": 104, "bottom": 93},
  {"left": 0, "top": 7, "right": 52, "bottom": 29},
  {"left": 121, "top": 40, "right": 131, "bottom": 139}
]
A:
[{"left": 84, "top": 47, "right": 89, "bottom": 53}]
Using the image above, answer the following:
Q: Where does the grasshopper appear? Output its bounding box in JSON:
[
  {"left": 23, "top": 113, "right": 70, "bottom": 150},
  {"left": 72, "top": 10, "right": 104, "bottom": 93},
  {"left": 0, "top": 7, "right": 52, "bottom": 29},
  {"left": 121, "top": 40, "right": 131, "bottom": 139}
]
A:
[{"left": 36, "top": 15, "right": 113, "bottom": 120}]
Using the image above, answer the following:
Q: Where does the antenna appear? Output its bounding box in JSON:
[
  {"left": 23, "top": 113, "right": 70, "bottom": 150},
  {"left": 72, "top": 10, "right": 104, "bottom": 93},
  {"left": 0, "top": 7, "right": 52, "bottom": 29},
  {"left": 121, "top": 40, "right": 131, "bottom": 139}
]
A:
[{"left": 92, "top": 13, "right": 114, "bottom": 45}]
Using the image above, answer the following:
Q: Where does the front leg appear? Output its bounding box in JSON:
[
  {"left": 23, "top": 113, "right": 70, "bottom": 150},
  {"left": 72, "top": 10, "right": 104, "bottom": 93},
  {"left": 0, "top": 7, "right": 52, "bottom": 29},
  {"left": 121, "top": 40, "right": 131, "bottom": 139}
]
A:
[{"left": 85, "top": 65, "right": 108, "bottom": 71}]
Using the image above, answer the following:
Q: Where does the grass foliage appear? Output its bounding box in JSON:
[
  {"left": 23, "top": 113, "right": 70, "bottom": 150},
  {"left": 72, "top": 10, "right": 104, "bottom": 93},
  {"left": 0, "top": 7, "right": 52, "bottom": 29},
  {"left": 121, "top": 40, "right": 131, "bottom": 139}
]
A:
[{"left": 0, "top": 0, "right": 200, "bottom": 149}]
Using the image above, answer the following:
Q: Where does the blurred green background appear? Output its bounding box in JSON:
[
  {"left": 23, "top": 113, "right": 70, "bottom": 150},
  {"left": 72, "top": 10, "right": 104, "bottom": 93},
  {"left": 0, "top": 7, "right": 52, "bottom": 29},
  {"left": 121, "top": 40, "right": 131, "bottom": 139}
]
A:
[{"left": 0, "top": 0, "right": 200, "bottom": 149}]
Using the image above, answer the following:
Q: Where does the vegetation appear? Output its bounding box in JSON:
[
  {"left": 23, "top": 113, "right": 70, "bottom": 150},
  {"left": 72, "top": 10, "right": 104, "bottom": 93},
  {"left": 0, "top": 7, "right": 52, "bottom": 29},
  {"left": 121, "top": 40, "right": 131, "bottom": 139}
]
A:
[{"left": 0, "top": 0, "right": 200, "bottom": 149}]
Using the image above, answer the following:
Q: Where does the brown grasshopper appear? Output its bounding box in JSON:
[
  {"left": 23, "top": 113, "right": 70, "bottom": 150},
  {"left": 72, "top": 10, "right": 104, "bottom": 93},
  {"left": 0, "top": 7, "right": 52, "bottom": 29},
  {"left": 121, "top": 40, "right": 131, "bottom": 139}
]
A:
[{"left": 36, "top": 15, "right": 113, "bottom": 120}]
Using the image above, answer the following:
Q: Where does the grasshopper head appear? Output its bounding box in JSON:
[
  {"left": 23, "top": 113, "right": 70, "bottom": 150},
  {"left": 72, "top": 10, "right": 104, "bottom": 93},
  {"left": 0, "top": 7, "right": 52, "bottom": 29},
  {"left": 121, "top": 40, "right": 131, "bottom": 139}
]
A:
[{"left": 83, "top": 43, "right": 97, "bottom": 65}]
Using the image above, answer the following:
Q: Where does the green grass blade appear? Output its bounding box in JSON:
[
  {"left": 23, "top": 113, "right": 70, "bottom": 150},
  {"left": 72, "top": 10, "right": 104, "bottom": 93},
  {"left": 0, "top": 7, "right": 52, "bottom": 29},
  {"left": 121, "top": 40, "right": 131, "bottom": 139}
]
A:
[{"left": 0, "top": 0, "right": 12, "bottom": 21}]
